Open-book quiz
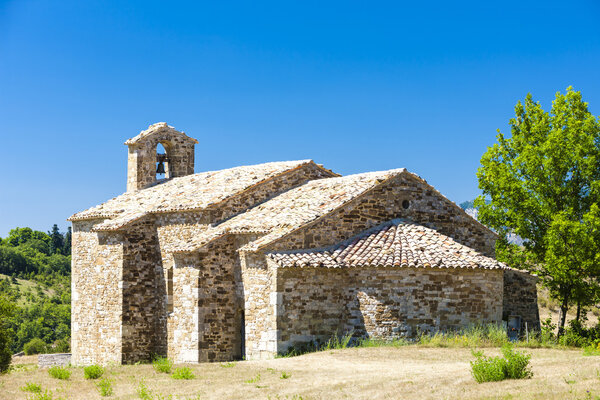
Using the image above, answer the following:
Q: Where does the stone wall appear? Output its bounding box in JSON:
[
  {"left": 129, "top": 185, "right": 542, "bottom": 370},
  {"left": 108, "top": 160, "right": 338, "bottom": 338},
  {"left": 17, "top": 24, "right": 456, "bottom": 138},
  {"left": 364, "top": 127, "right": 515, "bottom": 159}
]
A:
[
  {"left": 503, "top": 269, "right": 540, "bottom": 331},
  {"left": 273, "top": 266, "right": 503, "bottom": 355},
  {"left": 38, "top": 353, "right": 72, "bottom": 368},
  {"left": 126, "top": 125, "right": 196, "bottom": 192},
  {"left": 262, "top": 173, "right": 497, "bottom": 257},
  {"left": 71, "top": 220, "right": 124, "bottom": 365},
  {"left": 242, "top": 254, "right": 278, "bottom": 360},
  {"left": 121, "top": 218, "right": 163, "bottom": 363}
]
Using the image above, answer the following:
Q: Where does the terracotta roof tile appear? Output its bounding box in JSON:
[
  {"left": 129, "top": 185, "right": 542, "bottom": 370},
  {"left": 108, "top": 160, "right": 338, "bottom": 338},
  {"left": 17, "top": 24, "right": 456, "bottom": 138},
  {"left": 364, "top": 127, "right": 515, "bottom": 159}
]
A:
[{"left": 267, "top": 219, "right": 509, "bottom": 270}]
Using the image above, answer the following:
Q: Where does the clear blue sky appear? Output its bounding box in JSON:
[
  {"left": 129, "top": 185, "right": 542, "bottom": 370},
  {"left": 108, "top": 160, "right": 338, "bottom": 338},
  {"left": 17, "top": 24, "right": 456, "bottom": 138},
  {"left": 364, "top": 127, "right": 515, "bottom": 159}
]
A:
[{"left": 1, "top": 0, "right": 599, "bottom": 238}]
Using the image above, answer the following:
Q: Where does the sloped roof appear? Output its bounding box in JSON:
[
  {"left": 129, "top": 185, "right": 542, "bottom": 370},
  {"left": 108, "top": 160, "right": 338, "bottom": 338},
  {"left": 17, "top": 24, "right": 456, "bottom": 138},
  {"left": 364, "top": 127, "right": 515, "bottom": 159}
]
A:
[
  {"left": 68, "top": 160, "right": 328, "bottom": 231},
  {"left": 124, "top": 122, "right": 199, "bottom": 145},
  {"left": 267, "top": 219, "right": 509, "bottom": 270},
  {"left": 171, "top": 169, "right": 410, "bottom": 253}
]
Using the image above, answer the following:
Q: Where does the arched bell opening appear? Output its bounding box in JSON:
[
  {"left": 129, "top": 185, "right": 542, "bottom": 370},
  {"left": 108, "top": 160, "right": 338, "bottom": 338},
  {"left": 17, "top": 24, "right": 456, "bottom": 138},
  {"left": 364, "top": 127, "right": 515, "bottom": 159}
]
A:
[{"left": 156, "top": 142, "right": 172, "bottom": 180}]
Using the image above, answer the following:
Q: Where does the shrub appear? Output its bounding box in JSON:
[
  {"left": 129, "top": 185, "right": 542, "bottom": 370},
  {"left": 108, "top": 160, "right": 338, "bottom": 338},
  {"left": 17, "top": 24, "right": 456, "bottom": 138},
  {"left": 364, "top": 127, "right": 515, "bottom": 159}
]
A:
[
  {"left": 470, "top": 350, "right": 506, "bottom": 383},
  {"left": 502, "top": 345, "right": 533, "bottom": 379},
  {"left": 152, "top": 356, "right": 173, "bottom": 373},
  {"left": 172, "top": 366, "right": 195, "bottom": 380},
  {"left": 48, "top": 365, "right": 71, "bottom": 380},
  {"left": 96, "top": 378, "right": 113, "bottom": 397},
  {"left": 470, "top": 345, "right": 532, "bottom": 383},
  {"left": 24, "top": 338, "right": 47, "bottom": 355},
  {"left": 20, "top": 382, "right": 42, "bottom": 393},
  {"left": 84, "top": 364, "right": 105, "bottom": 379}
]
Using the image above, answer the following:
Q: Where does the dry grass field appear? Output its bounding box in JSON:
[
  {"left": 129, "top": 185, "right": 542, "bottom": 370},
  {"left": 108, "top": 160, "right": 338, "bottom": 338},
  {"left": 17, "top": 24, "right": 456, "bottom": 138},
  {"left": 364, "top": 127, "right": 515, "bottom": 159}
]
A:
[{"left": 3, "top": 347, "right": 600, "bottom": 400}]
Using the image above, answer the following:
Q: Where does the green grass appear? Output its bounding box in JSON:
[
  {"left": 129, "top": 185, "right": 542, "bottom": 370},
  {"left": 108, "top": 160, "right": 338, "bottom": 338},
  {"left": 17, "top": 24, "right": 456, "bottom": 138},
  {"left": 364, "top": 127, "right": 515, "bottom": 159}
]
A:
[
  {"left": 48, "top": 366, "right": 71, "bottom": 380},
  {"left": 83, "top": 364, "right": 104, "bottom": 379},
  {"left": 96, "top": 377, "right": 113, "bottom": 397},
  {"left": 245, "top": 373, "right": 261, "bottom": 384},
  {"left": 152, "top": 357, "right": 173, "bottom": 374},
  {"left": 220, "top": 362, "right": 236, "bottom": 368},
  {"left": 280, "top": 371, "right": 292, "bottom": 379},
  {"left": 171, "top": 367, "right": 195, "bottom": 380},
  {"left": 20, "top": 381, "right": 42, "bottom": 393}
]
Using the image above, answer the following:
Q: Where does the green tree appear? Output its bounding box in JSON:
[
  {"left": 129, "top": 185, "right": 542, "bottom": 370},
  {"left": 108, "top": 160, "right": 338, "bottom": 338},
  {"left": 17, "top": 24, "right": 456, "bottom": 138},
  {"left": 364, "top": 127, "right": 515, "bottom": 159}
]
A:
[
  {"left": 48, "top": 224, "right": 64, "bottom": 255},
  {"left": 475, "top": 87, "right": 600, "bottom": 336},
  {"left": 0, "top": 293, "right": 15, "bottom": 372},
  {"left": 63, "top": 226, "right": 72, "bottom": 256}
]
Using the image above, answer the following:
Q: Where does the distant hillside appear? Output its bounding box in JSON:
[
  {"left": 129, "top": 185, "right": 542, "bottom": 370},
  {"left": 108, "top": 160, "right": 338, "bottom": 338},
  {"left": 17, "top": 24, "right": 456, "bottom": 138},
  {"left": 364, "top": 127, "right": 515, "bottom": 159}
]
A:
[{"left": 0, "top": 226, "right": 71, "bottom": 354}]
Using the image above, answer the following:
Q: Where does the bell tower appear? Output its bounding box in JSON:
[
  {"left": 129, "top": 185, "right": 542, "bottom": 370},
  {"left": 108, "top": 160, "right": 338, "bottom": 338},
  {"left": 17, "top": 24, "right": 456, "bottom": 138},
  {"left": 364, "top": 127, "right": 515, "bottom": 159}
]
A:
[{"left": 125, "top": 122, "right": 199, "bottom": 192}]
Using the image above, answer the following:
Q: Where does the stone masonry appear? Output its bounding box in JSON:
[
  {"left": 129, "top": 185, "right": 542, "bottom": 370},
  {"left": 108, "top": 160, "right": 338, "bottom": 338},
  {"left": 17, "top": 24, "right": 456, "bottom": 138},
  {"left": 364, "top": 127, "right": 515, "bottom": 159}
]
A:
[{"left": 70, "top": 122, "right": 540, "bottom": 365}]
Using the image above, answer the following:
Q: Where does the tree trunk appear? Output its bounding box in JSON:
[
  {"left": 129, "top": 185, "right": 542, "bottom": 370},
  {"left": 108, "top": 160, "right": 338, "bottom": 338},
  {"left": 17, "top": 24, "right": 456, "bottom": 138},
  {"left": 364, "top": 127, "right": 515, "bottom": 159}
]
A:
[
  {"left": 558, "top": 295, "right": 569, "bottom": 339},
  {"left": 576, "top": 301, "right": 581, "bottom": 322}
]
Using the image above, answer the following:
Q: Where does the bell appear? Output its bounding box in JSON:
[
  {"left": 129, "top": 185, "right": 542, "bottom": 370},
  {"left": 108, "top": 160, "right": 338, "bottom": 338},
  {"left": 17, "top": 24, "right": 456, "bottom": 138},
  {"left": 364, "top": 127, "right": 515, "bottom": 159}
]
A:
[{"left": 156, "top": 161, "right": 166, "bottom": 174}]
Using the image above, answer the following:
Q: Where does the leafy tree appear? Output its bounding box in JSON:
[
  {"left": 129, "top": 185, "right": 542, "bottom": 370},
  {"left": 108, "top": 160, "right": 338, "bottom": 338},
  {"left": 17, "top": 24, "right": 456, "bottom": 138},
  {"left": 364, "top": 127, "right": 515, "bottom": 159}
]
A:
[
  {"left": 0, "top": 293, "right": 15, "bottom": 372},
  {"left": 475, "top": 87, "right": 600, "bottom": 336},
  {"left": 3, "top": 227, "right": 50, "bottom": 247}
]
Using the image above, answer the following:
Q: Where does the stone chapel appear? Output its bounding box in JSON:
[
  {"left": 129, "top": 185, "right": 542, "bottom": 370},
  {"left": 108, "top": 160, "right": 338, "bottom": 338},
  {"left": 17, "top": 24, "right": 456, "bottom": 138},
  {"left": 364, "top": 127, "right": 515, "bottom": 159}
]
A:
[{"left": 69, "top": 122, "right": 539, "bottom": 365}]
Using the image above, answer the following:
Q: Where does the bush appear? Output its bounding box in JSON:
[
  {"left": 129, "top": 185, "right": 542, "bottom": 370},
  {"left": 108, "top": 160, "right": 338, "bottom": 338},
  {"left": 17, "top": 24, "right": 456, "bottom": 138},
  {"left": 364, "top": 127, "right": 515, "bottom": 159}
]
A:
[
  {"left": 48, "top": 365, "right": 71, "bottom": 380},
  {"left": 84, "top": 364, "right": 104, "bottom": 379},
  {"left": 172, "top": 366, "right": 195, "bottom": 380},
  {"left": 470, "top": 345, "right": 532, "bottom": 383},
  {"left": 152, "top": 356, "right": 173, "bottom": 373},
  {"left": 470, "top": 351, "right": 506, "bottom": 383},
  {"left": 502, "top": 345, "right": 533, "bottom": 379},
  {"left": 24, "top": 338, "right": 47, "bottom": 355},
  {"left": 97, "top": 378, "right": 113, "bottom": 397},
  {"left": 20, "top": 382, "right": 42, "bottom": 393}
]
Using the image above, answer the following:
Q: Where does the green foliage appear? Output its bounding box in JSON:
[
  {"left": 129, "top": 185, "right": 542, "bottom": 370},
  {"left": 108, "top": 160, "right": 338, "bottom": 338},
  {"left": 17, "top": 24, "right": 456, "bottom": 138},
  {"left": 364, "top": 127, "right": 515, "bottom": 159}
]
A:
[
  {"left": 20, "top": 382, "right": 42, "bottom": 393},
  {"left": 28, "top": 390, "right": 55, "bottom": 400},
  {"left": 171, "top": 366, "right": 195, "bottom": 380},
  {"left": 322, "top": 331, "right": 353, "bottom": 350},
  {"left": 84, "top": 364, "right": 105, "bottom": 379},
  {"left": 136, "top": 379, "right": 152, "bottom": 400},
  {"left": 470, "top": 350, "right": 506, "bottom": 383},
  {"left": 0, "top": 225, "right": 72, "bottom": 355},
  {"left": 48, "top": 365, "right": 71, "bottom": 380},
  {"left": 502, "top": 345, "right": 533, "bottom": 379},
  {"left": 97, "top": 378, "right": 113, "bottom": 397},
  {"left": 245, "top": 373, "right": 261, "bottom": 383},
  {"left": 152, "top": 356, "right": 173, "bottom": 373},
  {"left": 24, "top": 338, "right": 47, "bottom": 355},
  {"left": 470, "top": 345, "right": 532, "bottom": 383},
  {"left": 476, "top": 87, "right": 600, "bottom": 335},
  {"left": 0, "top": 293, "right": 15, "bottom": 373},
  {"left": 280, "top": 371, "right": 291, "bottom": 379}
]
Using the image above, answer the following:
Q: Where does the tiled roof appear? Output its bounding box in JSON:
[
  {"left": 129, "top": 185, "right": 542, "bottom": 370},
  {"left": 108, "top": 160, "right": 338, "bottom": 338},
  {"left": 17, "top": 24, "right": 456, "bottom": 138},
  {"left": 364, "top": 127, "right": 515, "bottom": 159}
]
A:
[
  {"left": 124, "top": 122, "right": 198, "bottom": 145},
  {"left": 68, "top": 160, "right": 326, "bottom": 230},
  {"left": 267, "top": 219, "right": 509, "bottom": 270},
  {"left": 171, "top": 169, "right": 410, "bottom": 253}
]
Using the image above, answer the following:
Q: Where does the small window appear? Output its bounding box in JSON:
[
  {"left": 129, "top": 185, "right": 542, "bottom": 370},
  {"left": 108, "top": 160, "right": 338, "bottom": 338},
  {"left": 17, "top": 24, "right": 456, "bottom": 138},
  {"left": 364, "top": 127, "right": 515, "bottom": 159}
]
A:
[
  {"left": 167, "top": 267, "right": 173, "bottom": 313},
  {"left": 402, "top": 200, "right": 410, "bottom": 209}
]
